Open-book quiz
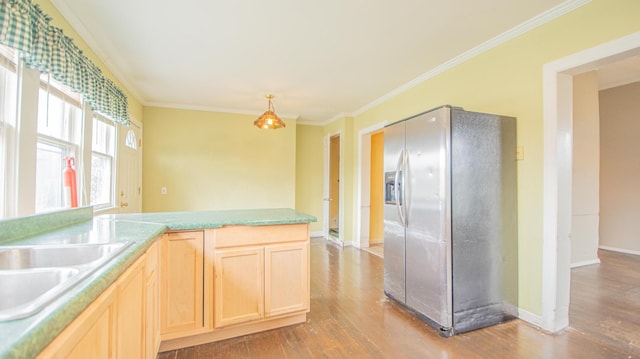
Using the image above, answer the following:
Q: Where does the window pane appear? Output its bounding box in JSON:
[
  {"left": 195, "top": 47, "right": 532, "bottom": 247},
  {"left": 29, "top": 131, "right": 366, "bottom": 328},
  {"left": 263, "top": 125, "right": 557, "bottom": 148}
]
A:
[
  {"left": 125, "top": 129, "right": 137, "bottom": 150},
  {"left": 35, "top": 142, "right": 70, "bottom": 212},
  {"left": 91, "top": 153, "right": 112, "bottom": 206},
  {"left": 37, "top": 90, "right": 82, "bottom": 143},
  {"left": 91, "top": 116, "right": 115, "bottom": 209},
  {"left": 92, "top": 117, "right": 115, "bottom": 155}
]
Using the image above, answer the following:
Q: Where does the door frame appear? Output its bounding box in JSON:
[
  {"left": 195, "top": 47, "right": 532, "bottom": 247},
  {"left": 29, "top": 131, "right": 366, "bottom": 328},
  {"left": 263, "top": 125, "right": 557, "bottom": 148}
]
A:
[
  {"left": 356, "top": 121, "right": 388, "bottom": 249},
  {"left": 541, "top": 31, "right": 640, "bottom": 333},
  {"left": 323, "top": 130, "right": 344, "bottom": 244}
]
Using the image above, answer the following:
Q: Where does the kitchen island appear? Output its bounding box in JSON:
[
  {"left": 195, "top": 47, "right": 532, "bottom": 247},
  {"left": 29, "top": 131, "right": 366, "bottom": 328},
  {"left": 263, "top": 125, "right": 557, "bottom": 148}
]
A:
[{"left": 0, "top": 207, "right": 315, "bottom": 358}]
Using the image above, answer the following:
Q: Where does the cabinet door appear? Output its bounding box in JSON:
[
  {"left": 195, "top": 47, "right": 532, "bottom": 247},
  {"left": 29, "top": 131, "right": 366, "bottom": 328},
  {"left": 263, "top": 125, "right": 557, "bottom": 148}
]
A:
[
  {"left": 116, "top": 256, "right": 145, "bottom": 359},
  {"left": 38, "top": 286, "right": 117, "bottom": 359},
  {"left": 214, "top": 247, "right": 264, "bottom": 328},
  {"left": 160, "top": 231, "right": 205, "bottom": 338},
  {"left": 265, "top": 242, "right": 309, "bottom": 317},
  {"left": 66, "top": 306, "right": 114, "bottom": 359},
  {"left": 144, "top": 241, "right": 160, "bottom": 359}
]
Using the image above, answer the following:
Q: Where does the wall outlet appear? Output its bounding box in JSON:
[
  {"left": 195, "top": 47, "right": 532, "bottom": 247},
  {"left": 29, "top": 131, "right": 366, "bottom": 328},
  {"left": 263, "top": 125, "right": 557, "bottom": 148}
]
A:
[{"left": 161, "top": 187, "right": 167, "bottom": 195}]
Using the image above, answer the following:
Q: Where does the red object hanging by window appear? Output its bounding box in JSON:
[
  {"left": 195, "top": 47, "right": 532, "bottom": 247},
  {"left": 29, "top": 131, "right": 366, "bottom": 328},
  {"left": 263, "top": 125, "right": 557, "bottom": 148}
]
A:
[{"left": 63, "top": 157, "right": 78, "bottom": 208}]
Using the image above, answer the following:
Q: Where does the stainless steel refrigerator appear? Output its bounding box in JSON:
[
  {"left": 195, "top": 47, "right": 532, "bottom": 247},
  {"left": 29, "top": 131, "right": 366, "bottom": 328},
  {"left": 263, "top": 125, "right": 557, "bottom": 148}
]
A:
[{"left": 383, "top": 105, "right": 518, "bottom": 336}]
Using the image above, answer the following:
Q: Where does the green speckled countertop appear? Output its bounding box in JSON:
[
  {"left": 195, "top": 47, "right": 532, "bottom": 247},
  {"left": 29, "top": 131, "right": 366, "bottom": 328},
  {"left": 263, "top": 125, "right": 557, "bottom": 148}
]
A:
[
  {"left": 106, "top": 208, "right": 317, "bottom": 230},
  {"left": 0, "top": 207, "right": 316, "bottom": 359}
]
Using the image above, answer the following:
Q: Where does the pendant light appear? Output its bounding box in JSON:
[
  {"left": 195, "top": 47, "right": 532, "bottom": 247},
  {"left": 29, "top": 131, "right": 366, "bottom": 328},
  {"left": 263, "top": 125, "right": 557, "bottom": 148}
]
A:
[{"left": 254, "top": 94, "right": 286, "bottom": 129}]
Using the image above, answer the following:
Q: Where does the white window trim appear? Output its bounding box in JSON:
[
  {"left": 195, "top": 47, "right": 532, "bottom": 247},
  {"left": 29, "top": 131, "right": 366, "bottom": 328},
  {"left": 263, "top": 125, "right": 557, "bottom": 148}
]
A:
[{"left": 90, "top": 115, "right": 117, "bottom": 212}]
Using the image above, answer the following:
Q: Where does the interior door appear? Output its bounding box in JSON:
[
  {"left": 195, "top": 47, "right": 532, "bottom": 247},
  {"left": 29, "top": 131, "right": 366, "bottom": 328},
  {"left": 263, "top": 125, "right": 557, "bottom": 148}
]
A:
[
  {"left": 404, "top": 107, "right": 452, "bottom": 328},
  {"left": 117, "top": 121, "right": 142, "bottom": 213}
]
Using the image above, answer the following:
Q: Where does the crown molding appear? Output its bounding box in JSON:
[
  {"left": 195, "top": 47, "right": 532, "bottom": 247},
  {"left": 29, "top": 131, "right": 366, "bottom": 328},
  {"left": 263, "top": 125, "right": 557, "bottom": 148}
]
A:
[{"left": 348, "top": 0, "right": 592, "bottom": 119}]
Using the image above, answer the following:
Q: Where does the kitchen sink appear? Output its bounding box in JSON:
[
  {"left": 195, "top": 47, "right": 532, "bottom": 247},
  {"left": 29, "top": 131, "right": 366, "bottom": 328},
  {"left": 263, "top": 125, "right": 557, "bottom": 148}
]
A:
[
  {"left": 0, "top": 242, "right": 131, "bottom": 270},
  {"left": 0, "top": 241, "right": 133, "bottom": 321},
  {"left": 0, "top": 268, "right": 80, "bottom": 319}
]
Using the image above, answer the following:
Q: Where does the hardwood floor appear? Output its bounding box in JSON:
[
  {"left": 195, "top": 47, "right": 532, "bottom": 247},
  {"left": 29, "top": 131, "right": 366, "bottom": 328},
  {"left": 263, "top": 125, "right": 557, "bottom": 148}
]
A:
[
  {"left": 158, "top": 240, "right": 640, "bottom": 358},
  {"left": 569, "top": 249, "right": 640, "bottom": 356}
]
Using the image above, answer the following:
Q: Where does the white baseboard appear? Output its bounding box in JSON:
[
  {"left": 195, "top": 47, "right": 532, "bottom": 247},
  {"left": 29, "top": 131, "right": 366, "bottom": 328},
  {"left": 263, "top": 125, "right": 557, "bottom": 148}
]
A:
[
  {"left": 310, "top": 231, "right": 324, "bottom": 238},
  {"left": 599, "top": 245, "right": 640, "bottom": 256},
  {"left": 517, "top": 308, "right": 543, "bottom": 329},
  {"left": 570, "top": 258, "right": 600, "bottom": 268},
  {"left": 325, "top": 235, "right": 353, "bottom": 248}
]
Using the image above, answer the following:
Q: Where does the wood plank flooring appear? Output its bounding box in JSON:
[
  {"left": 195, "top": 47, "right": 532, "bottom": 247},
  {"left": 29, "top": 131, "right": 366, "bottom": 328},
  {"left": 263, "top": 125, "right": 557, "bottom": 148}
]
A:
[{"left": 158, "top": 240, "right": 640, "bottom": 358}]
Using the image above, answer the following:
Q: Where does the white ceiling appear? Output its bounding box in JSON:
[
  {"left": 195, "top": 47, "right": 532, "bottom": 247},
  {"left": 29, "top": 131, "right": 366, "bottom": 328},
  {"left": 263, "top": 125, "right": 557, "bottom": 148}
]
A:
[{"left": 50, "top": 0, "right": 575, "bottom": 124}]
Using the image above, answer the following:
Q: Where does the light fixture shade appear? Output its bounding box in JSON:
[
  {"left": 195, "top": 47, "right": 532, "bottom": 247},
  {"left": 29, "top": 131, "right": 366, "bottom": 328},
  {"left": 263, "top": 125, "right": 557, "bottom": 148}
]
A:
[{"left": 254, "top": 95, "right": 286, "bottom": 129}]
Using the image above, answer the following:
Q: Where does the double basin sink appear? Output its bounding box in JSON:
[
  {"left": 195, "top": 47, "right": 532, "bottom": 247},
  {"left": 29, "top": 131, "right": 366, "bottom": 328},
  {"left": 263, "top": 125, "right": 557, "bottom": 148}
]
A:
[{"left": 0, "top": 241, "right": 133, "bottom": 321}]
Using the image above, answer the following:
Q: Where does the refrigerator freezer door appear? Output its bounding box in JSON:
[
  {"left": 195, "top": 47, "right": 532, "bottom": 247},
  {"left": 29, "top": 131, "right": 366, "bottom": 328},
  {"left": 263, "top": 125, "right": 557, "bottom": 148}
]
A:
[
  {"left": 404, "top": 107, "right": 453, "bottom": 328},
  {"left": 383, "top": 121, "right": 406, "bottom": 303}
]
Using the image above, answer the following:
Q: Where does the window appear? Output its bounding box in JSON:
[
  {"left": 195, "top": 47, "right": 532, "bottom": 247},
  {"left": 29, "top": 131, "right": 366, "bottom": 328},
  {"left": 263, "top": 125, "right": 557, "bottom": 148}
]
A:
[
  {"left": 91, "top": 116, "right": 116, "bottom": 209},
  {"left": 125, "top": 129, "right": 138, "bottom": 150},
  {"left": 35, "top": 75, "right": 83, "bottom": 213},
  {"left": 0, "top": 44, "right": 18, "bottom": 219}
]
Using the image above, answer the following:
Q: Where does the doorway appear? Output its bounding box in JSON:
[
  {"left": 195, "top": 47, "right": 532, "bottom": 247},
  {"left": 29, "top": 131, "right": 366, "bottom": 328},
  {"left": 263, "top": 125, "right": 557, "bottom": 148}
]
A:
[
  {"left": 117, "top": 118, "right": 142, "bottom": 213},
  {"left": 368, "top": 131, "right": 385, "bottom": 257},
  {"left": 356, "top": 121, "right": 387, "bottom": 251},
  {"left": 328, "top": 134, "right": 340, "bottom": 239},
  {"left": 542, "top": 32, "right": 640, "bottom": 332}
]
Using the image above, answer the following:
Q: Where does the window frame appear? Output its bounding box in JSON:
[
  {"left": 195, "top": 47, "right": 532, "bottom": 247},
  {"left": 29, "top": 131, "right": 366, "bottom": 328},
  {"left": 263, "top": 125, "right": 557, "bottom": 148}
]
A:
[
  {"left": 34, "top": 74, "right": 85, "bottom": 214},
  {"left": 0, "top": 45, "right": 18, "bottom": 219},
  {"left": 90, "top": 115, "right": 117, "bottom": 211},
  {"left": 0, "top": 46, "right": 139, "bottom": 219}
]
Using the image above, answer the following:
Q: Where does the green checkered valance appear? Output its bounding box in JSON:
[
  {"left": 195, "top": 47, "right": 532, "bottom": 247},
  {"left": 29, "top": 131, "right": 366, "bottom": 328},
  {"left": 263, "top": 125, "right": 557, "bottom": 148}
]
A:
[{"left": 0, "top": 0, "right": 129, "bottom": 125}]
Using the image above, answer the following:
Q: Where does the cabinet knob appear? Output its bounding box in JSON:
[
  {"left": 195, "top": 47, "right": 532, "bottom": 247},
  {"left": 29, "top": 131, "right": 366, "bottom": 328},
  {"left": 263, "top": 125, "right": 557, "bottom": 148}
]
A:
[{"left": 120, "top": 202, "right": 129, "bottom": 208}]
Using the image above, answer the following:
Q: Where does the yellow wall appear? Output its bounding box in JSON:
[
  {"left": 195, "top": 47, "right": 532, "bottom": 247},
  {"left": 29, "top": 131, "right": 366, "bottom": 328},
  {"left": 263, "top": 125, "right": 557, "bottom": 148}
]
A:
[
  {"left": 295, "top": 125, "right": 324, "bottom": 233},
  {"left": 142, "top": 107, "right": 296, "bottom": 212},
  {"left": 320, "top": 0, "right": 640, "bottom": 316},
  {"left": 36, "top": 0, "right": 144, "bottom": 121}
]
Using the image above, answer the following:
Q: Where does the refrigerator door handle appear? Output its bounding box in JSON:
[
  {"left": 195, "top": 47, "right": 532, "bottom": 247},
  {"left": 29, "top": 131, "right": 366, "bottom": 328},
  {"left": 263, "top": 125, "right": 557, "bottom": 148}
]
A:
[
  {"left": 403, "top": 149, "right": 410, "bottom": 227},
  {"left": 395, "top": 150, "right": 406, "bottom": 227}
]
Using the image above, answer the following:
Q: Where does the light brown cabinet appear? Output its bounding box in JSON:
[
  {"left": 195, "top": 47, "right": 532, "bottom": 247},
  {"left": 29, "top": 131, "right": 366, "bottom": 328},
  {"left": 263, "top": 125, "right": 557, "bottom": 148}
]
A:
[
  {"left": 116, "top": 256, "right": 145, "bottom": 358},
  {"left": 144, "top": 241, "right": 160, "bottom": 358},
  {"left": 213, "top": 224, "right": 310, "bottom": 328},
  {"left": 264, "top": 242, "right": 309, "bottom": 317},
  {"left": 214, "top": 246, "right": 264, "bottom": 327},
  {"left": 39, "top": 285, "right": 117, "bottom": 359},
  {"left": 40, "top": 223, "right": 311, "bottom": 356},
  {"left": 160, "top": 223, "right": 310, "bottom": 352},
  {"left": 38, "top": 253, "right": 148, "bottom": 359},
  {"left": 159, "top": 230, "right": 212, "bottom": 340}
]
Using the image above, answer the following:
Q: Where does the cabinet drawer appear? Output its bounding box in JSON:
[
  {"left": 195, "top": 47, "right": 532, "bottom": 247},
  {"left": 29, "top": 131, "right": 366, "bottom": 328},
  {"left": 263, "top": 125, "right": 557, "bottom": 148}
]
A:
[{"left": 213, "top": 224, "right": 308, "bottom": 248}]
